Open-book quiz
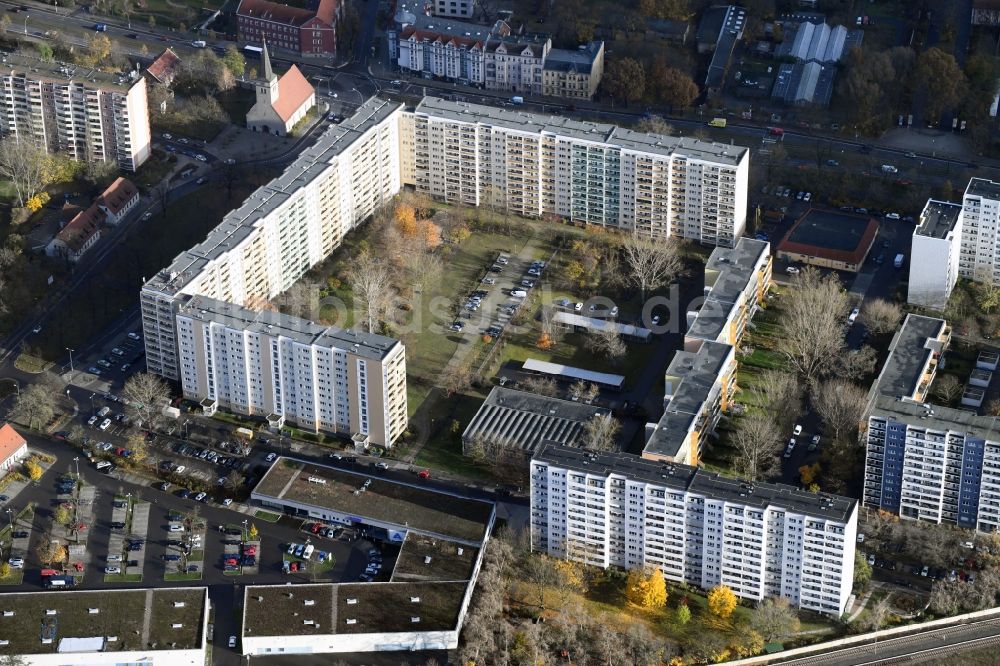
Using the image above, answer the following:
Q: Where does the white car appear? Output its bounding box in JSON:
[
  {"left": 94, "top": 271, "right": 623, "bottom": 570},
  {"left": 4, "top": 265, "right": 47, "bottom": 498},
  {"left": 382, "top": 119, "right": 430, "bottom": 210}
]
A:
[
  {"left": 793, "top": 424, "right": 803, "bottom": 436},
  {"left": 195, "top": 492, "right": 207, "bottom": 502},
  {"left": 228, "top": 636, "right": 237, "bottom": 648},
  {"left": 169, "top": 524, "right": 184, "bottom": 532},
  {"left": 574, "top": 302, "right": 583, "bottom": 311},
  {"left": 195, "top": 154, "right": 207, "bottom": 162},
  {"left": 105, "top": 566, "right": 121, "bottom": 574},
  {"left": 265, "top": 453, "right": 276, "bottom": 462},
  {"left": 107, "top": 555, "right": 121, "bottom": 562},
  {"left": 785, "top": 266, "right": 800, "bottom": 275},
  {"left": 174, "top": 465, "right": 185, "bottom": 474},
  {"left": 8, "top": 558, "right": 22, "bottom": 568},
  {"left": 87, "top": 416, "right": 98, "bottom": 426},
  {"left": 142, "top": 211, "right": 152, "bottom": 220},
  {"left": 222, "top": 498, "right": 233, "bottom": 506},
  {"left": 848, "top": 307, "right": 860, "bottom": 325},
  {"left": 31, "top": 325, "right": 41, "bottom": 334},
  {"left": 99, "top": 418, "right": 112, "bottom": 431}
]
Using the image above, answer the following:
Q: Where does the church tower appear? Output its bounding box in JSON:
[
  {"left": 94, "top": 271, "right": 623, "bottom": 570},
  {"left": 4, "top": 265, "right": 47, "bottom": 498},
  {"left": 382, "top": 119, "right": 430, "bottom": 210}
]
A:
[{"left": 256, "top": 40, "right": 279, "bottom": 108}]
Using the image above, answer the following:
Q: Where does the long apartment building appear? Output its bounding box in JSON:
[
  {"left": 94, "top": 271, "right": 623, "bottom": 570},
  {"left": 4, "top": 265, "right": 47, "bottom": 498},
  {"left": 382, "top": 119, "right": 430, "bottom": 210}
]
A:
[
  {"left": 642, "top": 238, "right": 771, "bottom": 465},
  {"left": 861, "top": 314, "right": 1000, "bottom": 531},
  {"left": 530, "top": 443, "right": 858, "bottom": 615},
  {"left": 140, "top": 98, "right": 405, "bottom": 446},
  {"left": 0, "top": 54, "right": 151, "bottom": 171},
  {"left": 175, "top": 296, "right": 407, "bottom": 447},
  {"left": 401, "top": 97, "right": 749, "bottom": 247}
]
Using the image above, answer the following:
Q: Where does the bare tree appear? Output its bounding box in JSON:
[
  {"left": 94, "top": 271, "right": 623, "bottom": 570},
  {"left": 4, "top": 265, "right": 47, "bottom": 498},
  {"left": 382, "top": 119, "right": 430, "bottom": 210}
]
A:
[
  {"left": 121, "top": 373, "right": 171, "bottom": 430},
  {"left": 839, "top": 345, "right": 879, "bottom": 382},
  {"left": 859, "top": 594, "right": 894, "bottom": 631},
  {"left": 579, "top": 413, "right": 620, "bottom": 451},
  {"left": 750, "top": 597, "right": 801, "bottom": 642},
  {"left": 813, "top": 379, "right": 868, "bottom": 444},
  {"left": 520, "top": 376, "right": 559, "bottom": 398},
  {"left": 568, "top": 379, "right": 588, "bottom": 401},
  {"left": 587, "top": 327, "right": 626, "bottom": 359},
  {"left": 620, "top": 234, "right": 685, "bottom": 301},
  {"left": 732, "top": 412, "right": 781, "bottom": 482},
  {"left": 861, "top": 298, "right": 903, "bottom": 335},
  {"left": 582, "top": 382, "right": 600, "bottom": 405},
  {"left": 0, "top": 136, "right": 48, "bottom": 207},
  {"left": 780, "top": 268, "right": 850, "bottom": 383},
  {"left": 748, "top": 369, "right": 803, "bottom": 432},
  {"left": 635, "top": 115, "right": 675, "bottom": 135},
  {"left": 224, "top": 470, "right": 245, "bottom": 491},
  {"left": 932, "top": 374, "right": 963, "bottom": 405},
  {"left": 8, "top": 383, "right": 57, "bottom": 431},
  {"left": 352, "top": 253, "right": 393, "bottom": 333}
]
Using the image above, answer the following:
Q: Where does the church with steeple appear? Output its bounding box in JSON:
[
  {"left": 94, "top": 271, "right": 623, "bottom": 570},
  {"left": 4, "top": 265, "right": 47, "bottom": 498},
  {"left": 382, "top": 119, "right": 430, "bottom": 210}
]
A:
[{"left": 245, "top": 40, "right": 316, "bottom": 136}]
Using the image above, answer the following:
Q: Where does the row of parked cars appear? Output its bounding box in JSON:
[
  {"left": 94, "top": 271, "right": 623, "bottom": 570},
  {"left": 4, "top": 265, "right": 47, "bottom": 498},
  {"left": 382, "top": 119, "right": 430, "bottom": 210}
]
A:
[
  {"left": 171, "top": 442, "right": 249, "bottom": 472},
  {"left": 765, "top": 186, "right": 812, "bottom": 202},
  {"left": 359, "top": 547, "right": 382, "bottom": 582}
]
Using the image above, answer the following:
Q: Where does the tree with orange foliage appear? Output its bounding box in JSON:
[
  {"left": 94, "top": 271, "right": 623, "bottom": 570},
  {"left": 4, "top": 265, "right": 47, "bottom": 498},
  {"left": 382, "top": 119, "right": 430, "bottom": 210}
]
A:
[
  {"left": 393, "top": 203, "right": 417, "bottom": 236},
  {"left": 537, "top": 331, "right": 553, "bottom": 349},
  {"left": 418, "top": 220, "right": 442, "bottom": 249}
]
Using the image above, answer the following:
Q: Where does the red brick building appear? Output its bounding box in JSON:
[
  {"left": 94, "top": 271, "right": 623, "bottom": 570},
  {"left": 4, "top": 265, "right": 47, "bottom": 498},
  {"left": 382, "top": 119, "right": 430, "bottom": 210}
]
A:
[{"left": 236, "top": 0, "right": 340, "bottom": 57}]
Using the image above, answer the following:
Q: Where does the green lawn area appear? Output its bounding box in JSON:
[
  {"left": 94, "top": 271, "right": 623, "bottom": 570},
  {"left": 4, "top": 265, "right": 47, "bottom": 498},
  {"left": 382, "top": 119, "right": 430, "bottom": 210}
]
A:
[
  {"left": 104, "top": 573, "right": 143, "bottom": 583},
  {"left": 254, "top": 510, "right": 281, "bottom": 523},
  {"left": 164, "top": 571, "right": 203, "bottom": 582},
  {"left": 0, "top": 571, "right": 24, "bottom": 585},
  {"left": 499, "top": 331, "right": 657, "bottom": 389},
  {"left": 31, "top": 169, "right": 278, "bottom": 360}
]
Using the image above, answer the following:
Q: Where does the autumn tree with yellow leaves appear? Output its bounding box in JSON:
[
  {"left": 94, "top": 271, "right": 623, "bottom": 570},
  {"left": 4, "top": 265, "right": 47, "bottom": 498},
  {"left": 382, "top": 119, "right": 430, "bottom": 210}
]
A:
[
  {"left": 625, "top": 567, "right": 668, "bottom": 610},
  {"left": 708, "top": 584, "right": 738, "bottom": 619}
]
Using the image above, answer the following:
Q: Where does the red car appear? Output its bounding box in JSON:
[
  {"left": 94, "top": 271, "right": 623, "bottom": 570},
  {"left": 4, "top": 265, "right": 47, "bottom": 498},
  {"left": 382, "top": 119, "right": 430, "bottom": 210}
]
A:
[
  {"left": 290, "top": 562, "right": 299, "bottom": 572},
  {"left": 243, "top": 546, "right": 257, "bottom": 556},
  {"left": 225, "top": 557, "right": 238, "bottom": 566},
  {"left": 417, "top": 470, "right": 430, "bottom": 479},
  {"left": 309, "top": 523, "right": 321, "bottom": 534}
]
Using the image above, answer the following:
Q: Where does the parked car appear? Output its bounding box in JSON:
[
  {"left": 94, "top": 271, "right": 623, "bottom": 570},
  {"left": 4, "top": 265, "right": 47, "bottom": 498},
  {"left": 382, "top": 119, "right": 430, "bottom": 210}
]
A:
[{"left": 105, "top": 566, "right": 121, "bottom": 574}]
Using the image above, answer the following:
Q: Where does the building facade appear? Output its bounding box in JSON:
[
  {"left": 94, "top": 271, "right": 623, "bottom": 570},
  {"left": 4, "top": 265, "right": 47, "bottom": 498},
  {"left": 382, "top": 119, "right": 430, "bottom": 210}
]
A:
[
  {"left": 0, "top": 423, "right": 27, "bottom": 475},
  {"left": 957, "top": 178, "right": 1000, "bottom": 285},
  {"left": 175, "top": 297, "right": 407, "bottom": 447},
  {"left": 141, "top": 99, "right": 404, "bottom": 445},
  {"left": 530, "top": 443, "right": 858, "bottom": 615},
  {"left": 236, "top": 0, "right": 340, "bottom": 57},
  {"left": 0, "top": 54, "right": 151, "bottom": 171},
  {"left": 404, "top": 97, "right": 749, "bottom": 247},
  {"left": 908, "top": 200, "right": 964, "bottom": 310}
]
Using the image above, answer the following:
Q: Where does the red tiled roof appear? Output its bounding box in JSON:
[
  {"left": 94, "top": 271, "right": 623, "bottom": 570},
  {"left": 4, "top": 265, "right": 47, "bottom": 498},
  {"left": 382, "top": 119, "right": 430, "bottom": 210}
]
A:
[
  {"left": 146, "top": 48, "right": 181, "bottom": 84},
  {"left": 57, "top": 204, "right": 106, "bottom": 253},
  {"left": 273, "top": 65, "right": 315, "bottom": 123},
  {"left": 237, "top": 0, "right": 337, "bottom": 27},
  {"left": 99, "top": 177, "right": 138, "bottom": 216},
  {"left": 0, "top": 424, "right": 26, "bottom": 465}
]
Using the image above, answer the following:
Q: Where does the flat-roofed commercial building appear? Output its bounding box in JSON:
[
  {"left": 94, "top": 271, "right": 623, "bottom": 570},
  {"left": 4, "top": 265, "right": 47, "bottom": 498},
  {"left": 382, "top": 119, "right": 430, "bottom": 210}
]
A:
[
  {"left": 406, "top": 97, "right": 749, "bottom": 247},
  {"left": 0, "top": 587, "right": 208, "bottom": 665},
  {"left": 175, "top": 296, "right": 407, "bottom": 447},
  {"left": 0, "top": 53, "right": 151, "bottom": 171},
  {"left": 243, "top": 459, "right": 495, "bottom": 656},
  {"left": 462, "top": 386, "right": 610, "bottom": 456},
  {"left": 530, "top": 443, "right": 857, "bottom": 615},
  {"left": 777, "top": 208, "right": 878, "bottom": 272},
  {"left": 908, "top": 200, "right": 964, "bottom": 310}
]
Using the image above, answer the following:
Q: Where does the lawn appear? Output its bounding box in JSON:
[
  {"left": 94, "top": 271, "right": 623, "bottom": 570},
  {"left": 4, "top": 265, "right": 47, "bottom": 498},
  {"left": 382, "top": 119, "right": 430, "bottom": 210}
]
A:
[
  {"left": 254, "top": 510, "right": 281, "bottom": 523},
  {"left": 104, "top": 573, "right": 143, "bottom": 583},
  {"left": 164, "top": 571, "right": 202, "bottom": 582},
  {"left": 31, "top": 170, "right": 278, "bottom": 360},
  {"left": 0, "top": 571, "right": 24, "bottom": 585}
]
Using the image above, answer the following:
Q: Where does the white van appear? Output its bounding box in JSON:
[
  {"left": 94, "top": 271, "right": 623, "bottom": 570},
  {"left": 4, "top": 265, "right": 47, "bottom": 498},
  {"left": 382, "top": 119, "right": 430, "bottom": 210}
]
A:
[
  {"left": 97, "top": 406, "right": 110, "bottom": 418},
  {"left": 191, "top": 40, "right": 206, "bottom": 48},
  {"left": 510, "top": 289, "right": 527, "bottom": 298}
]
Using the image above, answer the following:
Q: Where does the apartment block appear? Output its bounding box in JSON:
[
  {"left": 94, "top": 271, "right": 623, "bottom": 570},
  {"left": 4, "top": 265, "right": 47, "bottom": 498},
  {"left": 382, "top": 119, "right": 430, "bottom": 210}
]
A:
[
  {"left": 406, "top": 97, "right": 749, "bottom": 247},
  {"left": 175, "top": 296, "right": 407, "bottom": 447},
  {"left": 530, "top": 443, "right": 858, "bottom": 615},
  {"left": 0, "top": 54, "right": 150, "bottom": 171},
  {"left": 642, "top": 239, "right": 770, "bottom": 465},
  {"left": 140, "top": 99, "right": 405, "bottom": 445},
  {"left": 907, "top": 200, "right": 964, "bottom": 310},
  {"left": 958, "top": 177, "right": 1000, "bottom": 283}
]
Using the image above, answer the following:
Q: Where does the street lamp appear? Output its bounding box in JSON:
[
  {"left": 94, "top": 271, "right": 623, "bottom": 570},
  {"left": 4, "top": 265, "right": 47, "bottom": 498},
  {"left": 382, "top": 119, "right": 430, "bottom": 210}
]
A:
[
  {"left": 241, "top": 519, "right": 248, "bottom": 542},
  {"left": 73, "top": 456, "right": 79, "bottom": 481},
  {"left": 65, "top": 348, "right": 75, "bottom": 374},
  {"left": 89, "top": 393, "right": 95, "bottom": 413},
  {"left": 22, "top": 14, "right": 27, "bottom": 35}
]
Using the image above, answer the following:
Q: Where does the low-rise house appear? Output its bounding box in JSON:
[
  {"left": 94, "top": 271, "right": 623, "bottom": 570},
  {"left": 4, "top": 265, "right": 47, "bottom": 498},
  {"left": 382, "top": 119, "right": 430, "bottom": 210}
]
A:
[
  {"left": 45, "top": 204, "right": 106, "bottom": 263},
  {"left": 0, "top": 423, "right": 27, "bottom": 475},
  {"left": 97, "top": 177, "right": 140, "bottom": 225},
  {"left": 144, "top": 48, "right": 182, "bottom": 87}
]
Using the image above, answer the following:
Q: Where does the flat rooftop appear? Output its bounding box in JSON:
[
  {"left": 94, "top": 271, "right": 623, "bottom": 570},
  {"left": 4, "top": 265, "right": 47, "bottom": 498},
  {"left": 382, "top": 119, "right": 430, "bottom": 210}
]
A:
[
  {"left": 0, "top": 587, "right": 206, "bottom": 656},
  {"left": 916, "top": 200, "right": 962, "bottom": 239},
  {"left": 644, "top": 340, "right": 733, "bottom": 459},
  {"left": 872, "top": 314, "right": 948, "bottom": 400},
  {"left": 966, "top": 177, "right": 1000, "bottom": 201},
  {"left": 414, "top": 96, "right": 748, "bottom": 166},
  {"left": 392, "top": 533, "right": 479, "bottom": 583},
  {"left": 873, "top": 394, "right": 1000, "bottom": 443},
  {"left": 535, "top": 442, "right": 857, "bottom": 523},
  {"left": 689, "top": 238, "right": 770, "bottom": 342},
  {"left": 177, "top": 295, "right": 399, "bottom": 361},
  {"left": 243, "top": 581, "right": 467, "bottom": 637},
  {"left": 143, "top": 98, "right": 403, "bottom": 298},
  {"left": 252, "top": 458, "right": 493, "bottom": 543},
  {"left": 778, "top": 208, "right": 878, "bottom": 265},
  {"left": 0, "top": 52, "right": 139, "bottom": 90},
  {"left": 462, "top": 387, "right": 609, "bottom": 453}
]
